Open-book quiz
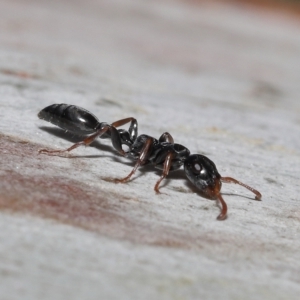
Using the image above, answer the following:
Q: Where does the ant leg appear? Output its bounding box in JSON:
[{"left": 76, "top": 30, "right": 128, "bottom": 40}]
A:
[
  {"left": 114, "top": 137, "right": 154, "bottom": 183},
  {"left": 154, "top": 152, "right": 175, "bottom": 194},
  {"left": 111, "top": 117, "right": 136, "bottom": 127},
  {"left": 39, "top": 125, "right": 126, "bottom": 156},
  {"left": 221, "top": 177, "right": 262, "bottom": 200},
  {"left": 112, "top": 117, "right": 138, "bottom": 141},
  {"left": 159, "top": 132, "right": 174, "bottom": 144}
]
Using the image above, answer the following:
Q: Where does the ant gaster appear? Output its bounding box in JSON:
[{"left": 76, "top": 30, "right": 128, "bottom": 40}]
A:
[{"left": 38, "top": 104, "right": 262, "bottom": 220}]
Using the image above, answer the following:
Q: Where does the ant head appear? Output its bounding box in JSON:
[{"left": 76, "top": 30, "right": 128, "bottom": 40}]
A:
[{"left": 184, "top": 154, "right": 222, "bottom": 198}]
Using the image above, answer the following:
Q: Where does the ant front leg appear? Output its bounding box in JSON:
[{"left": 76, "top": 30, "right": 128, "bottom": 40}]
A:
[{"left": 39, "top": 125, "right": 126, "bottom": 157}]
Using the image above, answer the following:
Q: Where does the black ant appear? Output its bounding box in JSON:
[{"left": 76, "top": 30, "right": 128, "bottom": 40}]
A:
[{"left": 38, "top": 103, "right": 262, "bottom": 220}]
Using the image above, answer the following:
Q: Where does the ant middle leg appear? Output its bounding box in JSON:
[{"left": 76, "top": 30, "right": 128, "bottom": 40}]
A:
[
  {"left": 114, "top": 137, "right": 154, "bottom": 184},
  {"left": 154, "top": 152, "right": 176, "bottom": 194}
]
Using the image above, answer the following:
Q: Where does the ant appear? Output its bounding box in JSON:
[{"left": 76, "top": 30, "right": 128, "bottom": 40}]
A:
[{"left": 38, "top": 103, "right": 262, "bottom": 220}]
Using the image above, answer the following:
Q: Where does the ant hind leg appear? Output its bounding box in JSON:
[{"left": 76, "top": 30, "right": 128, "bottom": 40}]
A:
[{"left": 39, "top": 125, "right": 126, "bottom": 156}]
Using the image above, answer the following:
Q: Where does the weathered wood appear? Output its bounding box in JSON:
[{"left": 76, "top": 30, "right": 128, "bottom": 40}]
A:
[{"left": 0, "top": 0, "right": 300, "bottom": 299}]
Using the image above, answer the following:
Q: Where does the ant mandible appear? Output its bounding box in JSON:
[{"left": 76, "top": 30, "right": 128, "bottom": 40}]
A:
[{"left": 38, "top": 103, "right": 262, "bottom": 220}]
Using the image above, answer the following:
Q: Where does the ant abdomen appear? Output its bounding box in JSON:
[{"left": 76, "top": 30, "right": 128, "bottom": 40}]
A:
[{"left": 38, "top": 103, "right": 102, "bottom": 135}]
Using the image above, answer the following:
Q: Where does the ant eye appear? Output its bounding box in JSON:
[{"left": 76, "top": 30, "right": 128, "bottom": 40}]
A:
[
  {"left": 193, "top": 162, "right": 202, "bottom": 174},
  {"left": 192, "top": 162, "right": 207, "bottom": 176}
]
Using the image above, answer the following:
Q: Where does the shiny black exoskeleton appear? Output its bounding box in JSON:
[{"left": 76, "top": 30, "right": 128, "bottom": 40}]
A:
[
  {"left": 38, "top": 103, "right": 138, "bottom": 153},
  {"left": 38, "top": 103, "right": 262, "bottom": 220},
  {"left": 127, "top": 133, "right": 190, "bottom": 171}
]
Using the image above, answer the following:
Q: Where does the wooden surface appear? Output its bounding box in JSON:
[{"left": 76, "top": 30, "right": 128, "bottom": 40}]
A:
[{"left": 0, "top": 0, "right": 300, "bottom": 299}]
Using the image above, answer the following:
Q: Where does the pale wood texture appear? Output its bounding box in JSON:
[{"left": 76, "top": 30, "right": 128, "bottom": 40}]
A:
[{"left": 0, "top": 0, "right": 300, "bottom": 299}]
